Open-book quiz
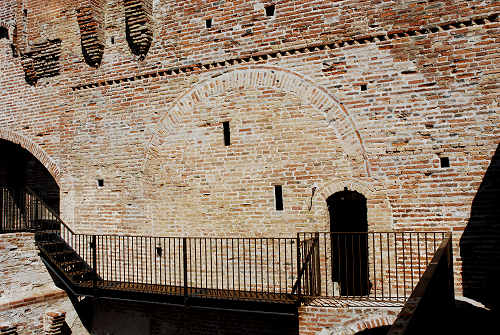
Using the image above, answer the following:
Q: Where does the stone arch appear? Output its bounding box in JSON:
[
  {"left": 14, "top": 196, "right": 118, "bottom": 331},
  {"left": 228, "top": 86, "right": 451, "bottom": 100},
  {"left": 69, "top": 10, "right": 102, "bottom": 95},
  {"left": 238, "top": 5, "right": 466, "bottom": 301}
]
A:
[
  {"left": 310, "top": 177, "right": 393, "bottom": 231},
  {"left": 0, "top": 128, "right": 62, "bottom": 185},
  {"left": 320, "top": 316, "right": 395, "bottom": 335},
  {"left": 349, "top": 316, "right": 395, "bottom": 334},
  {"left": 147, "top": 65, "right": 370, "bottom": 175}
]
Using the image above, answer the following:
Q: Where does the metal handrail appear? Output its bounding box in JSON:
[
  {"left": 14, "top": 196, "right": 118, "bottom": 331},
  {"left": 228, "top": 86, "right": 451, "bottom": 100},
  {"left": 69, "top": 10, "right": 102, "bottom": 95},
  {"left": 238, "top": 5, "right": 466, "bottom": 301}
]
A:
[
  {"left": 24, "top": 185, "right": 75, "bottom": 235},
  {"left": 6, "top": 187, "right": 449, "bottom": 305}
]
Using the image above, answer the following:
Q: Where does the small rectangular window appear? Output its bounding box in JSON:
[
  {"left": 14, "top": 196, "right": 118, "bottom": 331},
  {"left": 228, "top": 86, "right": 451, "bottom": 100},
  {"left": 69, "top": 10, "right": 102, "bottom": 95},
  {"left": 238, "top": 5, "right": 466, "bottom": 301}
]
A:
[
  {"left": 275, "top": 185, "right": 283, "bottom": 211},
  {"left": 265, "top": 4, "right": 275, "bottom": 17},
  {"left": 206, "top": 18, "right": 212, "bottom": 28},
  {"left": 440, "top": 157, "right": 450, "bottom": 168},
  {"left": 223, "top": 121, "right": 230, "bottom": 146},
  {"left": 97, "top": 179, "right": 104, "bottom": 187}
]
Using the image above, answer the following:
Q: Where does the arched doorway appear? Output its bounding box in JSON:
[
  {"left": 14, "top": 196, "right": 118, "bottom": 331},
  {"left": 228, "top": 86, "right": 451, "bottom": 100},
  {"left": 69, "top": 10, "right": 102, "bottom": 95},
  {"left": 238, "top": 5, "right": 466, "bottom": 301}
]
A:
[
  {"left": 0, "top": 139, "right": 59, "bottom": 231},
  {"left": 0, "top": 26, "right": 8, "bottom": 40},
  {"left": 327, "top": 188, "right": 369, "bottom": 296}
]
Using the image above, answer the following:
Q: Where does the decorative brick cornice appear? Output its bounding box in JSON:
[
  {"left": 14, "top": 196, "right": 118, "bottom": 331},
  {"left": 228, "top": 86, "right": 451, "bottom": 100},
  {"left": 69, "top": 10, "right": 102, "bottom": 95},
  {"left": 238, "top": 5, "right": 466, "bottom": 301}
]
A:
[
  {"left": 77, "top": 1, "right": 105, "bottom": 67},
  {"left": 124, "top": 0, "right": 153, "bottom": 60},
  {"left": 21, "top": 39, "right": 62, "bottom": 86},
  {"left": 71, "top": 13, "right": 498, "bottom": 91}
]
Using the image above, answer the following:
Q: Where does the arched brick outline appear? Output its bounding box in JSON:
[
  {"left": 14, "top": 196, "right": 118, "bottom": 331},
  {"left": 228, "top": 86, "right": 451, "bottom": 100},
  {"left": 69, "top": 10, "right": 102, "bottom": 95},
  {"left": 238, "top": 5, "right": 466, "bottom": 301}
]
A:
[
  {"left": 310, "top": 178, "right": 393, "bottom": 231},
  {"left": 348, "top": 316, "right": 395, "bottom": 334},
  {"left": 148, "top": 65, "right": 370, "bottom": 175},
  {"left": 319, "top": 316, "right": 395, "bottom": 335},
  {"left": 0, "top": 128, "right": 62, "bottom": 185}
]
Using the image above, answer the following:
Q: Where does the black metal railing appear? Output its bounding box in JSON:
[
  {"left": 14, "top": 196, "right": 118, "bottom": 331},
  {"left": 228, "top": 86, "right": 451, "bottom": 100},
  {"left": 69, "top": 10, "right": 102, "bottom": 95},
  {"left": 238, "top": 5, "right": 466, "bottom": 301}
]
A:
[
  {"left": 68, "top": 234, "right": 299, "bottom": 299},
  {"left": 7, "top": 186, "right": 449, "bottom": 305},
  {"left": 0, "top": 186, "right": 60, "bottom": 232},
  {"left": 298, "top": 232, "right": 447, "bottom": 302},
  {"left": 293, "top": 233, "right": 321, "bottom": 300},
  {"left": 47, "top": 230, "right": 445, "bottom": 303},
  {"left": 387, "top": 233, "right": 454, "bottom": 334}
]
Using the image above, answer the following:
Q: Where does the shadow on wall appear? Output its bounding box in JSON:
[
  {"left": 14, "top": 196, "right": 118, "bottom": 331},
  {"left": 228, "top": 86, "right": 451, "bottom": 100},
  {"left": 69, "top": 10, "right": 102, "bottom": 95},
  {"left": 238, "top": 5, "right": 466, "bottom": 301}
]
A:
[
  {"left": 460, "top": 143, "right": 500, "bottom": 310},
  {"left": 63, "top": 296, "right": 298, "bottom": 335}
]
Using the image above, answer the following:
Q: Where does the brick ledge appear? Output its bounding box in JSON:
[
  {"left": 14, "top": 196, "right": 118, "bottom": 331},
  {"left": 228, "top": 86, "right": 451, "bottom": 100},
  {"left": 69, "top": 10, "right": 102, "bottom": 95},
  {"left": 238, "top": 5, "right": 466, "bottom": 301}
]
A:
[{"left": 0, "top": 288, "right": 67, "bottom": 312}]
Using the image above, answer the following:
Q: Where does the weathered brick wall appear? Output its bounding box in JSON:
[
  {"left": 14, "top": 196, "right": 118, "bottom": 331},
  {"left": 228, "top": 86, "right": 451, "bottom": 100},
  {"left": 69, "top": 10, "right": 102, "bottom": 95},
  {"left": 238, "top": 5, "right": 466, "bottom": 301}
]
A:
[
  {"left": 299, "top": 306, "right": 399, "bottom": 335},
  {"left": 0, "top": 233, "right": 88, "bottom": 335},
  {"left": 0, "top": 0, "right": 498, "bottom": 314},
  {"left": 0, "top": 233, "right": 56, "bottom": 299}
]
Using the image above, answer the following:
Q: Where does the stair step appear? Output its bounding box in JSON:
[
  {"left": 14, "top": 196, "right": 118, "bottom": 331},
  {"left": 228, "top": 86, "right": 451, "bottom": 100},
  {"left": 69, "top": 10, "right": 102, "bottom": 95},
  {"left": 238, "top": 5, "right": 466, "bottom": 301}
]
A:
[
  {"left": 60, "top": 259, "right": 85, "bottom": 267},
  {"left": 50, "top": 250, "right": 77, "bottom": 259},
  {"left": 68, "top": 269, "right": 92, "bottom": 277},
  {"left": 37, "top": 241, "right": 68, "bottom": 252},
  {"left": 60, "top": 259, "right": 87, "bottom": 271},
  {"left": 68, "top": 269, "right": 95, "bottom": 282}
]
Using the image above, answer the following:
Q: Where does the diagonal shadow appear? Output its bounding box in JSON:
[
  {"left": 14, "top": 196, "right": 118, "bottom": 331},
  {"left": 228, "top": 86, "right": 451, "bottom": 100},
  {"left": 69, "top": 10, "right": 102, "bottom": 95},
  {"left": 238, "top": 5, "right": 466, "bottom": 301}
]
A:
[{"left": 460, "top": 143, "right": 500, "bottom": 310}]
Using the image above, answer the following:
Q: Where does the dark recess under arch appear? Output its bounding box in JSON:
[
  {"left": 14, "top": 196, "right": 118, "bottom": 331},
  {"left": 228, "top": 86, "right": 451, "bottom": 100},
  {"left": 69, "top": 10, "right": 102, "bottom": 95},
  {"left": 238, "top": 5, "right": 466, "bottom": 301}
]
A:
[
  {"left": 0, "top": 26, "right": 8, "bottom": 40},
  {"left": 327, "top": 188, "right": 369, "bottom": 296},
  {"left": 0, "top": 139, "right": 59, "bottom": 213}
]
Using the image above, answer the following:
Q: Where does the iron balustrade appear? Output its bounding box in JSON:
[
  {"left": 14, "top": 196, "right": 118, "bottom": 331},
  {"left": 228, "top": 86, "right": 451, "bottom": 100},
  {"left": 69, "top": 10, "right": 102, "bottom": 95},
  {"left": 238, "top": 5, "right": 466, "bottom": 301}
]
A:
[
  {"left": 298, "top": 232, "right": 447, "bottom": 302},
  {"left": 293, "top": 233, "right": 321, "bottom": 300},
  {"left": 3, "top": 187, "right": 449, "bottom": 304},
  {"left": 62, "top": 232, "right": 300, "bottom": 300},
  {"left": 387, "top": 233, "right": 454, "bottom": 334},
  {"left": 1, "top": 186, "right": 60, "bottom": 232}
]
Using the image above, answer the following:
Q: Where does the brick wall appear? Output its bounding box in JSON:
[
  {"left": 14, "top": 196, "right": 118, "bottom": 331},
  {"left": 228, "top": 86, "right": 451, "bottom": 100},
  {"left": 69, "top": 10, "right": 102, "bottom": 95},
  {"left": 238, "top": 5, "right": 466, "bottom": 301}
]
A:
[
  {"left": 0, "top": 0, "right": 498, "bottom": 321},
  {"left": 0, "top": 233, "right": 88, "bottom": 334},
  {"left": 299, "top": 306, "right": 399, "bottom": 335},
  {"left": 0, "top": 233, "right": 56, "bottom": 298}
]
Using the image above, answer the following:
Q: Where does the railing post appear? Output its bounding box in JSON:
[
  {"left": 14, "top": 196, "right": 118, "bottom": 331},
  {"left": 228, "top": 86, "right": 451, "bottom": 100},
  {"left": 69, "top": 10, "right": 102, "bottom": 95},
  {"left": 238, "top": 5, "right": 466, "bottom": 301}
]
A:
[
  {"left": 447, "top": 234, "right": 455, "bottom": 309},
  {"left": 183, "top": 237, "right": 188, "bottom": 303},
  {"left": 296, "top": 233, "right": 301, "bottom": 302},
  {"left": 0, "top": 189, "right": 3, "bottom": 232},
  {"left": 315, "top": 232, "right": 321, "bottom": 296},
  {"left": 91, "top": 235, "right": 97, "bottom": 288}
]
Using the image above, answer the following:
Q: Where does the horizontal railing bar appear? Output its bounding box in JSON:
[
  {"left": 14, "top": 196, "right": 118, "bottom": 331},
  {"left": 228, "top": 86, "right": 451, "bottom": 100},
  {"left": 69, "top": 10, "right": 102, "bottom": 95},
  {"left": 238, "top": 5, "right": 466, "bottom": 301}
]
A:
[{"left": 299, "top": 231, "right": 449, "bottom": 234}]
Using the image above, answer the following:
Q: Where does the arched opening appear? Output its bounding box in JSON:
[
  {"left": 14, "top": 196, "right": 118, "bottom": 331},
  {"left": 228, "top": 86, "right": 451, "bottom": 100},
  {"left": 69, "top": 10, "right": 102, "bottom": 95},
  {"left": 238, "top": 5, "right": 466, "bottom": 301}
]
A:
[
  {"left": 354, "top": 325, "right": 391, "bottom": 334},
  {"left": 0, "top": 26, "right": 8, "bottom": 40},
  {"left": 0, "top": 139, "right": 59, "bottom": 231},
  {"left": 327, "top": 188, "right": 369, "bottom": 296}
]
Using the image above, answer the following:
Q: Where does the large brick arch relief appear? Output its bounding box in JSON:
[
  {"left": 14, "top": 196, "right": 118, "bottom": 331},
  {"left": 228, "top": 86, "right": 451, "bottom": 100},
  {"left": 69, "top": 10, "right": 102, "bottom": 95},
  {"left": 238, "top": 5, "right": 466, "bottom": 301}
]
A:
[{"left": 147, "top": 66, "right": 369, "bottom": 176}]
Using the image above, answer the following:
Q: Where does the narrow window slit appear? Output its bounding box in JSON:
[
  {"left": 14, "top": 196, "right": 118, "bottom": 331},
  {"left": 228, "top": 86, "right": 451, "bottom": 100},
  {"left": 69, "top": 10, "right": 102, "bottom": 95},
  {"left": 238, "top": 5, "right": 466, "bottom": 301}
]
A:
[
  {"left": 206, "top": 18, "right": 212, "bottom": 28},
  {"left": 97, "top": 179, "right": 104, "bottom": 187},
  {"left": 265, "top": 4, "right": 275, "bottom": 17},
  {"left": 223, "top": 121, "right": 230, "bottom": 146},
  {"left": 275, "top": 185, "right": 283, "bottom": 211},
  {"left": 440, "top": 157, "right": 450, "bottom": 168},
  {"left": 0, "top": 27, "right": 8, "bottom": 40}
]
